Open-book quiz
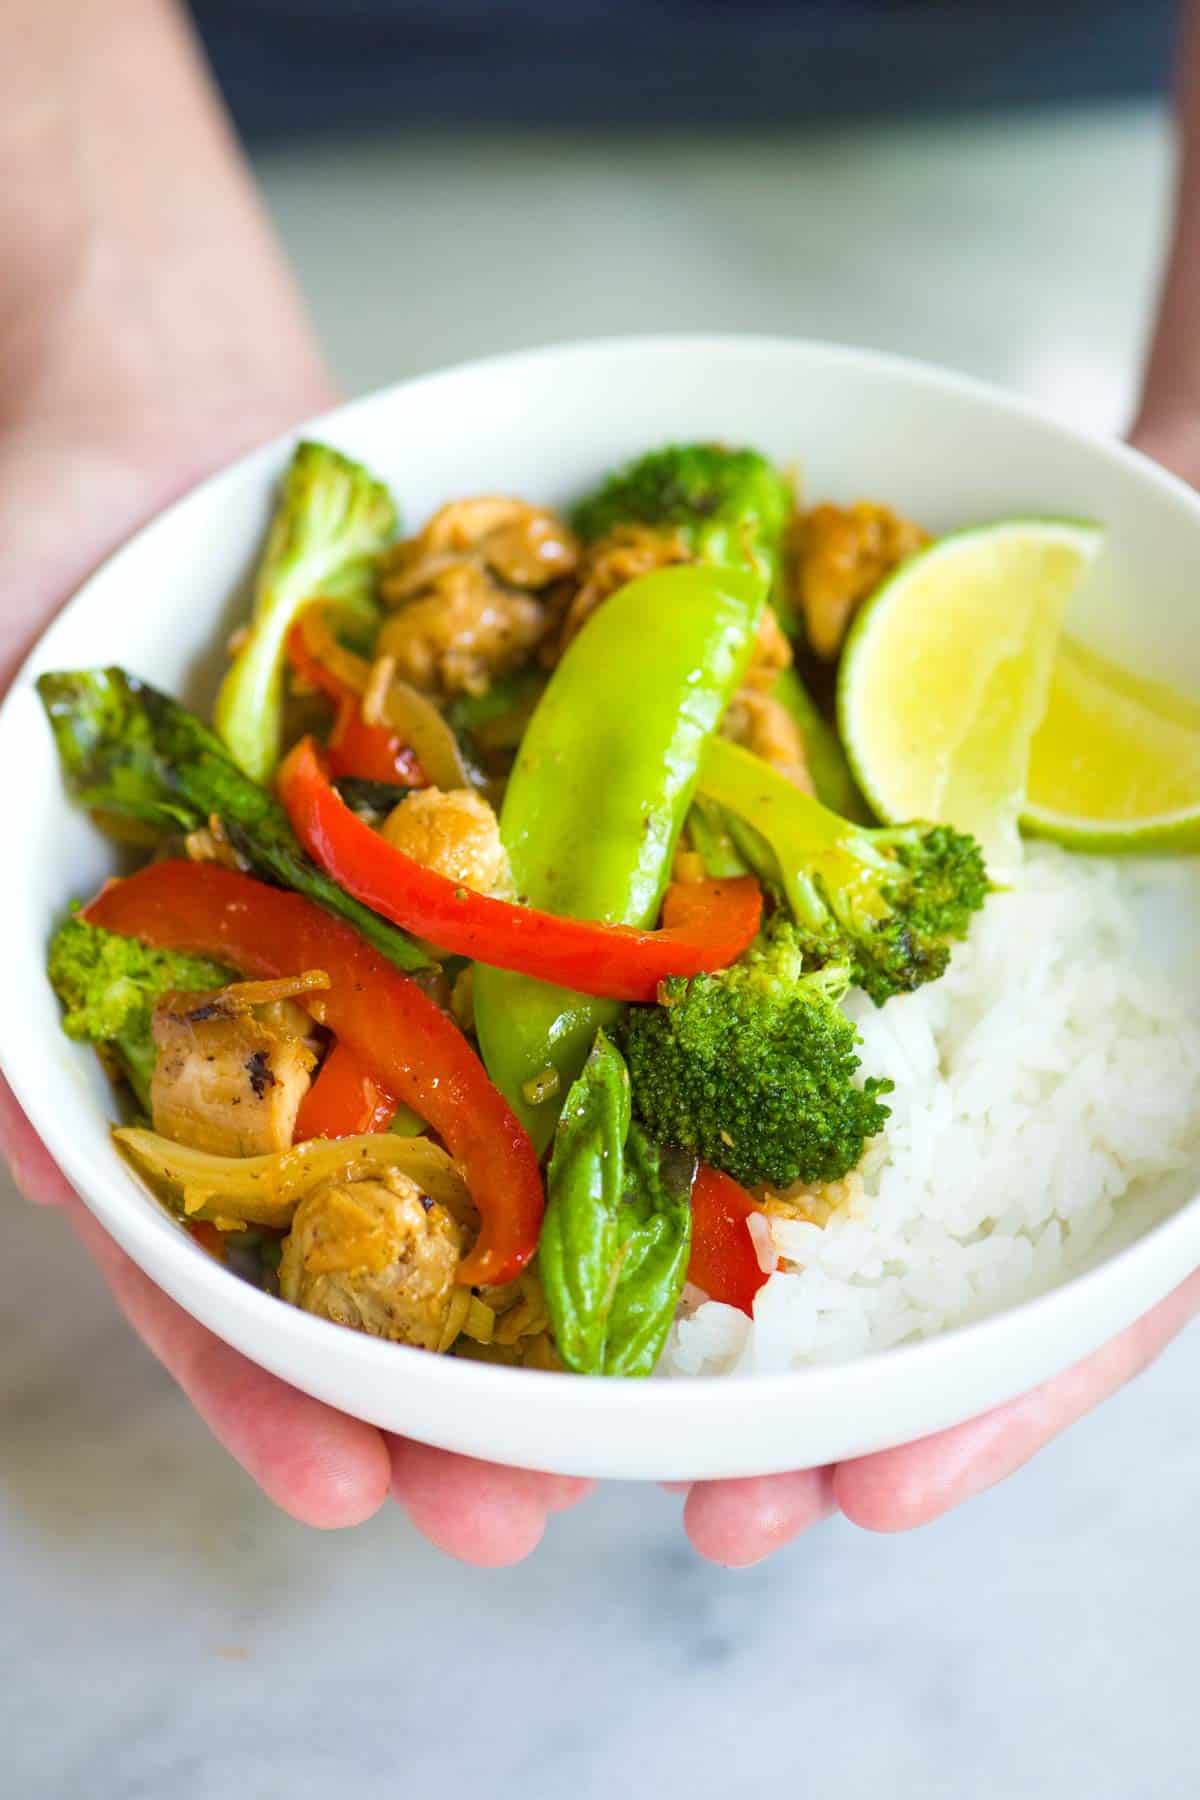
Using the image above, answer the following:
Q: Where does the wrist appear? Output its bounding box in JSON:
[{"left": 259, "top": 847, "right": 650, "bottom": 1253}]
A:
[{"left": 1126, "top": 410, "right": 1200, "bottom": 488}]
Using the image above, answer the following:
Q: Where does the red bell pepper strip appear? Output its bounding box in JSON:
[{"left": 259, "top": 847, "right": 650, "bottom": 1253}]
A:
[
  {"left": 286, "top": 621, "right": 422, "bottom": 788},
  {"left": 327, "top": 702, "right": 423, "bottom": 787},
  {"left": 189, "top": 1220, "right": 228, "bottom": 1263},
  {"left": 278, "top": 736, "right": 763, "bottom": 1002},
  {"left": 285, "top": 618, "right": 355, "bottom": 708},
  {"left": 294, "top": 1041, "right": 398, "bottom": 1141},
  {"left": 85, "top": 860, "right": 543, "bottom": 1286},
  {"left": 687, "top": 1165, "right": 776, "bottom": 1316}
]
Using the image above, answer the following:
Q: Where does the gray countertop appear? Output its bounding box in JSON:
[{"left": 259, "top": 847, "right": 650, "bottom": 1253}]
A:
[{"left": 2, "top": 102, "right": 1194, "bottom": 1799}]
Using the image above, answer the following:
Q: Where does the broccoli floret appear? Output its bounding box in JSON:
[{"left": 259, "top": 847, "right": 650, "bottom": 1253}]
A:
[
  {"left": 573, "top": 442, "right": 793, "bottom": 593},
  {"left": 213, "top": 440, "right": 397, "bottom": 782},
  {"left": 619, "top": 918, "right": 892, "bottom": 1191},
  {"left": 574, "top": 442, "right": 867, "bottom": 815},
  {"left": 699, "top": 736, "right": 989, "bottom": 1006},
  {"left": 48, "top": 916, "right": 231, "bottom": 1110},
  {"left": 779, "top": 818, "right": 990, "bottom": 1007}
]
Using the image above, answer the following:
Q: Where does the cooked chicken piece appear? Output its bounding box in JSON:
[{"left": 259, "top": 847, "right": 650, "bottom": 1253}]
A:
[
  {"left": 550, "top": 520, "right": 810, "bottom": 786},
  {"left": 381, "top": 786, "right": 511, "bottom": 895},
  {"left": 788, "top": 501, "right": 929, "bottom": 660},
  {"left": 150, "top": 976, "right": 324, "bottom": 1158},
  {"left": 377, "top": 498, "right": 579, "bottom": 696},
  {"left": 549, "top": 524, "right": 691, "bottom": 660},
  {"left": 741, "top": 603, "right": 793, "bottom": 691},
  {"left": 279, "top": 1168, "right": 463, "bottom": 1349},
  {"left": 710, "top": 601, "right": 813, "bottom": 788},
  {"left": 720, "top": 688, "right": 814, "bottom": 793},
  {"left": 382, "top": 497, "right": 579, "bottom": 597},
  {"left": 376, "top": 568, "right": 548, "bottom": 697},
  {"left": 553, "top": 529, "right": 801, "bottom": 664}
]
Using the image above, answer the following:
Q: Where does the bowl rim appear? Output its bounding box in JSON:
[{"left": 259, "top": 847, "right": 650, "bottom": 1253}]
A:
[{"left": 6, "top": 329, "right": 1200, "bottom": 1423}]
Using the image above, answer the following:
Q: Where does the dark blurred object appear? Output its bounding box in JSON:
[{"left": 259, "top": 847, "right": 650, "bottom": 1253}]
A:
[{"left": 193, "top": 0, "right": 1176, "bottom": 141}]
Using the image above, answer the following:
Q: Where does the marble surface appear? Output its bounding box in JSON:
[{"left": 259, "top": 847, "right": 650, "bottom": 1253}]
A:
[{"left": 4, "top": 102, "right": 1197, "bottom": 1799}]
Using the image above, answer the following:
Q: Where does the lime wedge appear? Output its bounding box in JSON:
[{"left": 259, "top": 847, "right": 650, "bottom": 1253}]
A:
[
  {"left": 837, "top": 519, "right": 1102, "bottom": 880},
  {"left": 1023, "top": 636, "right": 1200, "bottom": 850}
]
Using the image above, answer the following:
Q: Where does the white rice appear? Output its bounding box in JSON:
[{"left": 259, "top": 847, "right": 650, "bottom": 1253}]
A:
[{"left": 661, "top": 844, "right": 1200, "bottom": 1377}]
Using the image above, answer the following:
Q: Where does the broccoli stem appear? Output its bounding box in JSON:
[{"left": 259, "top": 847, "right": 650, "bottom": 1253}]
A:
[
  {"left": 698, "top": 734, "right": 874, "bottom": 927},
  {"left": 37, "top": 668, "right": 431, "bottom": 973},
  {"left": 698, "top": 734, "right": 989, "bottom": 1004},
  {"left": 213, "top": 440, "right": 397, "bottom": 782}
]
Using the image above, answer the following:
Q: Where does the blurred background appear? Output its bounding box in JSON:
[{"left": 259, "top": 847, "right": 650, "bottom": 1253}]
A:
[{"left": 2, "top": 6, "right": 1196, "bottom": 1795}]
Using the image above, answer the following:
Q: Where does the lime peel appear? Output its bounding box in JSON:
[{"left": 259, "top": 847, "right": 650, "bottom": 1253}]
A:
[
  {"left": 1023, "top": 635, "right": 1200, "bottom": 852},
  {"left": 837, "top": 517, "right": 1103, "bottom": 881}
]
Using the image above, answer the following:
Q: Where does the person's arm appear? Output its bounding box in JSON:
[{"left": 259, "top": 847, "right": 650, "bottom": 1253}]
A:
[
  {"left": 681, "top": 17, "right": 1200, "bottom": 1566},
  {"left": 0, "top": 0, "right": 591, "bottom": 1558},
  {"left": 13, "top": 0, "right": 1198, "bottom": 1574},
  {"left": 1130, "top": 0, "right": 1200, "bottom": 474},
  {"left": 0, "top": 0, "right": 333, "bottom": 674}
]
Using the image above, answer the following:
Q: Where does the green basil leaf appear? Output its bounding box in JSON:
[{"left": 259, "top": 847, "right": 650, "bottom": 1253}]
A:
[
  {"left": 602, "top": 1127, "right": 694, "bottom": 1378},
  {"left": 538, "top": 1030, "right": 631, "bottom": 1375},
  {"left": 540, "top": 1033, "right": 692, "bottom": 1378}
]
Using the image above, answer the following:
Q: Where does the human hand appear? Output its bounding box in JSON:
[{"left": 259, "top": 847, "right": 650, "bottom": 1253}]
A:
[
  {"left": 1, "top": 0, "right": 595, "bottom": 1563},
  {"left": 16, "top": 0, "right": 1200, "bottom": 1578},
  {"left": 675, "top": 1275, "right": 1200, "bottom": 1564},
  {"left": 674, "top": 408, "right": 1200, "bottom": 1568}
]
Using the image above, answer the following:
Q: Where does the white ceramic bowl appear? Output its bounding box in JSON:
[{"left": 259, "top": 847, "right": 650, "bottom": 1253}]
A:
[{"left": 5, "top": 336, "right": 1200, "bottom": 1481}]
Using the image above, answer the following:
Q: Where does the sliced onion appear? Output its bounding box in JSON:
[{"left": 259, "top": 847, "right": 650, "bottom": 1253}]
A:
[
  {"left": 115, "top": 1127, "right": 470, "bottom": 1230},
  {"left": 167, "top": 972, "right": 330, "bottom": 1019},
  {"left": 381, "top": 678, "right": 476, "bottom": 791},
  {"left": 746, "top": 1209, "right": 779, "bottom": 1276},
  {"left": 300, "top": 604, "right": 475, "bottom": 791},
  {"left": 298, "top": 605, "right": 373, "bottom": 693}
]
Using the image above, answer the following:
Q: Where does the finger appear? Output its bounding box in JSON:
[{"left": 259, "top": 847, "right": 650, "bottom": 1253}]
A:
[
  {"left": 683, "top": 1467, "right": 836, "bottom": 1567},
  {"left": 836, "top": 1270, "right": 1200, "bottom": 1532},
  {"left": 0, "top": 1077, "right": 74, "bottom": 1208},
  {"left": 69, "top": 1199, "right": 391, "bottom": 1529},
  {"left": 389, "top": 1437, "right": 593, "bottom": 1566}
]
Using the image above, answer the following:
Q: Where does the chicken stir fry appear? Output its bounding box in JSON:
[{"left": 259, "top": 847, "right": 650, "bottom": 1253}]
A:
[
  {"left": 280, "top": 1167, "right": 464, "bottom": 1349},
  {"left": 720, "top": 605, "right": 814, "bottom": 791},
  {"left": 45, "top": 438, "right": 987, "bottom": 1380},
  {"left": 378, "top": 497, "right": 578, "bottom": 695},
  {"left": 789, "top": 500, "right": 928, "bottom": 659},
  {"left": 381, "top": 787, "right": 511, "bottom": 895},
  {"left": 719, "top": 688, "right": 813, "bottom": 793},
  {"left": 150, "top": 975, "right": 325, "bottom": 1157},
  {"left": 549, "top": 523, "right": 691, "bottom": 659},
  {"left": 551, "top": 525, "right": 814, "bottom": 788}
]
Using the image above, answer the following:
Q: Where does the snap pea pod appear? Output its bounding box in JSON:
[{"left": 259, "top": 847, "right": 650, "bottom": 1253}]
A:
[
  {"left": 569, "top": 439, "right": 864, "bottom": 820},
  {"left": 771, "top": 666, "right": 870, "bottom": 822},
  {"left": 538, "top": 1032, "right": 692, "bottom": 1377},
  {"left": 537, "top": 1030, "right": 631, "bottom": 1374},
  {"left": 472, "top": 564, "right": 764, "bottom": 1150},
  {"left": 601, "top": 1126, "right": 694, "bottom": 1378}
]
